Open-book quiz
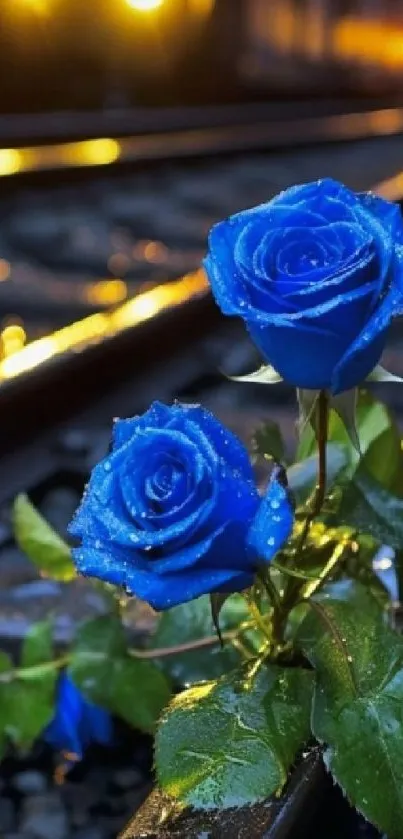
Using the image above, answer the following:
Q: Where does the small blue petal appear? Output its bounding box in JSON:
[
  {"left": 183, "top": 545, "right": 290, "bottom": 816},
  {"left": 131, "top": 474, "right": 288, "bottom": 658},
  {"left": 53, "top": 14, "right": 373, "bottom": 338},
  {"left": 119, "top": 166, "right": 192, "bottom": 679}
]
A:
[
  {"left": 43, "top": 673, "right": 112, "bottom": 760},
  {"left": 247, "top": 467, "right": 294, "bottom": 564}
]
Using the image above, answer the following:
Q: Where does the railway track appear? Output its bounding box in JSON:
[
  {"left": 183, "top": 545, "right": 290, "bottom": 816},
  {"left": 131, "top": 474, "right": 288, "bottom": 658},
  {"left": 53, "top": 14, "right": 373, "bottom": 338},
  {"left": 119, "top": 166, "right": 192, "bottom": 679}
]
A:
[
  {"left": 2, "top": 96, "right": 402, "bottom": 147},
  {"left": 0, "top": 120, "right": 401, "bottom": 458}
]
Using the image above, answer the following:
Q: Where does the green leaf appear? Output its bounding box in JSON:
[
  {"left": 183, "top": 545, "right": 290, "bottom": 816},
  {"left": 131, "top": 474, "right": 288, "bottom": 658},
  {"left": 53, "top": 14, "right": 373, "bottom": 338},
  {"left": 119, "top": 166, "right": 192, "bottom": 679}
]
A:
[
  {"left": 252, "top": 420, "right": 285, "bottom": 464},
  {"left": 335, "top": 467, "right": 403, "bottom": 549},
  {"left": 0, "top": 652, "right": 13, "bottom": 758},
  {"left": 156, "top": 660, "right": 314, "bottom": 809},
  {"left": 13, "top": 494, "right": 76, "bottom": 582},
  {"left": 0, "top": 621, "right": 57, "bottom": 749},
  {"left": 297, "top": 391, "right": 402, "bottom": 492},
  {"left": 331, "top": 390, "right": 360, "bottom": 454},
  {"left": 288, "top": 443, "right": 347, "bottom": 505},
  {"left": 21, "top": 620, "right": 53, "bottom": 669},
  {"left": 69, "top": 616, "right": 171, "bottom": 734},
  {"left": 298, "top": 580, "right": 403, "bottom": 838},
  {"left": 151, "top": 595, "right": 248, "bottom": 685}
]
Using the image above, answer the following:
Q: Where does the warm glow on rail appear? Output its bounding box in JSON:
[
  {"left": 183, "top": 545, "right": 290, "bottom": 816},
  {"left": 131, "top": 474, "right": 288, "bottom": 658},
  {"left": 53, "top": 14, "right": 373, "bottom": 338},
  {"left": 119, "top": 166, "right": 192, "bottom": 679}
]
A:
[
  {"left": 125, "top": 0, "right": 164, "bottom": 11},
  {"left": 14, "top": 0, "right": 49, "bottom": 13},
  {"left": 375, "top": 171, "right": 403, "bottom": 202},
  {"left": 85, "top": 279, "right": 128, "bottom": 306},
  {"left": 0, "top": 324, "right": 27, "bottom": 358},
  {"left": 0, "top": 139, "right": 121, "bottom": 178},
  {"left": 59, "top": 139, "right": 121, "bottom": 168},
  {"left": 188, "top": 0, "right": 215, "bottom": 18},
  {"left": 0, "top": 271, "right": 209, "bottom": 381},
  {"left": 0, "top": 150, "right": 23, "bottom": 177},
  {"left": 334, "top": 18, "right": 403, "bottom": 70}
]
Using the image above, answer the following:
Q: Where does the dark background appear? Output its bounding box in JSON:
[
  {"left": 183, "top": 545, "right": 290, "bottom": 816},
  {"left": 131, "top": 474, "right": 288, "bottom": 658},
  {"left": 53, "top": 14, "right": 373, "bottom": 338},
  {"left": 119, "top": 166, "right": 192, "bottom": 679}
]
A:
[{"left": 1, "top": 0, "right": 403, "bottom": 115}]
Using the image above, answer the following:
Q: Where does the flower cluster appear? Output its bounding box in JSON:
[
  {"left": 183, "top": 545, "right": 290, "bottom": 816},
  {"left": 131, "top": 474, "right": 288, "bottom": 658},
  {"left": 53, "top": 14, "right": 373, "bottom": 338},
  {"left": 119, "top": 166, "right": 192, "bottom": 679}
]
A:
[
  {"left": 69, "top": 179, "right": 403, "bottom": 611},
  {"left": 9, "top": 178, "right": 403, "bottom": 838}
]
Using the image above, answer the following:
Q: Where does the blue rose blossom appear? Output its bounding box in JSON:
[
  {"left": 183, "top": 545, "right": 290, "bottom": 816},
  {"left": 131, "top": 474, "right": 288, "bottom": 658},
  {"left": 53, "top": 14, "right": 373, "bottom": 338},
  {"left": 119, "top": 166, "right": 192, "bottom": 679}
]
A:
[
  {"left": 204, "top": 178, "right": 403, "bottom": 393},
  {"left": 69, "top": 402, "right": 293, "bottom": 610},
  {"left": 44, "top": 673, "right": 112, "bottom": 760}
]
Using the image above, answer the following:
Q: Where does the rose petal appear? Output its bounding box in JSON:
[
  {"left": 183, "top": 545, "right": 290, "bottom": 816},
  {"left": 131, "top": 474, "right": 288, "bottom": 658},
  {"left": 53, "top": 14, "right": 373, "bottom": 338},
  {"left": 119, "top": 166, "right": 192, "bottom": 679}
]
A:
[{"left": 247, "top": 467, "right": 294, "bottom": 563}]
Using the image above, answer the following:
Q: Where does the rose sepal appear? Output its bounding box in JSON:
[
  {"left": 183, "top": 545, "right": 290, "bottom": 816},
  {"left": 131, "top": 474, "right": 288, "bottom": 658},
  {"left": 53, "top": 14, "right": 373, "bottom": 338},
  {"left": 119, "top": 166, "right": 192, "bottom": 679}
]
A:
[
  {"left": 225, "top": 364, "right": 283, "bottom": 385},
  {"left": 366, "top": 364, "right": 403, "bottom": 384}
]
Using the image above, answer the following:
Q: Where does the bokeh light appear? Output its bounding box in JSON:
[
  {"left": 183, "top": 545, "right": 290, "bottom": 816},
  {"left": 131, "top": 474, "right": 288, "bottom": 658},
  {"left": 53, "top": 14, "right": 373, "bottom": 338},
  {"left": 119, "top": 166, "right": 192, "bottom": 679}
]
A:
[
  {"left": 0, "top": 150, "right": 22, "bottom": 177},
  {"left": 125, "top": 0, "right": 164, "bottom": 11},
  {"left": 0, "top": 324, "right": 27, "bottom": 358}
]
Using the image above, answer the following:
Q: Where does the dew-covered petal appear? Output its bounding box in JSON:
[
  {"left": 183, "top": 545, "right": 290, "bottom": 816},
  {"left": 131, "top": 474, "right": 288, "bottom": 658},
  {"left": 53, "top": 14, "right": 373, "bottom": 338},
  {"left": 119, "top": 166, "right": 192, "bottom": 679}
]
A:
[
  {"left": 72, "top": 540, "right": 148, "bottom": 585},
  {"left": 113, "top": 401, "right": 172, "bottom": 450},
  {"left": 123, "top": 564, "right": 253, "bottom": 611},
  {"left": 269, "top": 178, "right": 352, "bottom": 211},
  {"left": 150, "top": 523, "right": 226, "bottom": 574},
  {"left": 248, "top": 319, "right": 346, "bottom": 390},
  {"left": 356, "top": 192, "right": 403, "bottom": 242},
  {"left": 168, "top": 404, "right": 257, "bottom": 481},
  {"left": 118, "top": 429, "right": 207, "bottom": 521},
  {"left": 247, "top": 467, "right": 294, "bottom": 564},
  {"left": 285, "top": 275, "right": 379, "bottom": 338},
  {"left": 279, "top": 241, "right": 376, "bottom": 302},
  {"left": 332, "top": 251, "right": 403, "bottom": 394}
]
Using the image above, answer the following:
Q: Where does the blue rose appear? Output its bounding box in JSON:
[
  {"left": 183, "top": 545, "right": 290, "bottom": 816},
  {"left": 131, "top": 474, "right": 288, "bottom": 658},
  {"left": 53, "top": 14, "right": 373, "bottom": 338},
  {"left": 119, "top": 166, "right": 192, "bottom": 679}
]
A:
[
  {"left": 204, "top": 178, "right": 403, "bottom": 393},
  {"left": 44, "top": 673, "right": 112, "bottom": 760},
  {"left": 69, "top": 402, "right": 293, "bottom": 610}
]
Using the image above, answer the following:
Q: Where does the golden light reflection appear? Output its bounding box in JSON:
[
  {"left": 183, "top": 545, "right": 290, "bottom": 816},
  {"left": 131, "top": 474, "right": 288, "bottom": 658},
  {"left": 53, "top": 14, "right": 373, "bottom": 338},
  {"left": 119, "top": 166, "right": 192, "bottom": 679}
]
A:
[
  {"left": 188, "top": 0, "right": 215, "bottom": 19},
  {"left": 144, "top": 241, "right": 167, "bottom": 263},
  {"left": 367, "top": 109, "right": 403, "bottom": 136},
  {"left": 0, "top": 139, "right": 120, "bottom": 178},
  {"left": 0, "top": 270, "right": 209, "bottom": 382},
  {"left": 85, "top": 279, "right": 128, "bottom": 306},
  {"left": 375, "top": 171, "right": 403, "bottom": 202},
  {"left": 334, "top": 18, "right": 403, "bottom": 70},
  {"left": 58, "top": 139, "right": 120, "bottom": 168},
  {"left": 15, "top": 0, "right": 49, "bottom": 14},
  {"left": 125, "top": 0, "right": 164, "bottom": 11},
  {"left": 0, "top": 324, "right": 27, "bottom": 358},
  {"left": 0, "top": 260, "right": 11, "bottom": 282},
  {"left": 0, "top": 150, "right": 22, "bottom": 176}
]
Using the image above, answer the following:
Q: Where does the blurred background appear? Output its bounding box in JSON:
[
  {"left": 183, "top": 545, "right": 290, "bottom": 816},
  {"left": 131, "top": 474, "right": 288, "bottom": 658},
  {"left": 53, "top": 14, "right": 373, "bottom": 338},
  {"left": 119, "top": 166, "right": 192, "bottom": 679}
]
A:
[
  {"left": 0, "top": 2, "right": 402, "bottom": 838},
  {"left": 3, "top": 0, "right": 403, "bottom": 112}
]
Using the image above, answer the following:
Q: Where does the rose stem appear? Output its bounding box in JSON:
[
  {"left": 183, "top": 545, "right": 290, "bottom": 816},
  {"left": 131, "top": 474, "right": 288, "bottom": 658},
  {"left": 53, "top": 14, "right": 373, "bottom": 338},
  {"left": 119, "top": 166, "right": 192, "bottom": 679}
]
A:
[
  {"left": 297, "top": 389, "right": 329, "bottom": 552},
  {"left": 272, "top": 390, "right": 329, "bottom": 646},
  {"left": 258, "top": 569, "right": 282, "bottom": 614},
  {"left": 129, "top": 622, "right": 255, "bottom": 659}
]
